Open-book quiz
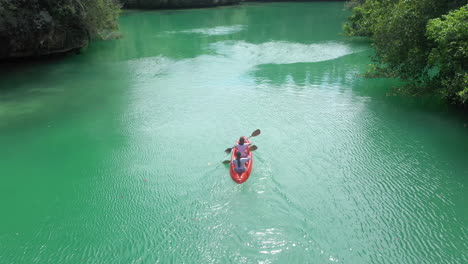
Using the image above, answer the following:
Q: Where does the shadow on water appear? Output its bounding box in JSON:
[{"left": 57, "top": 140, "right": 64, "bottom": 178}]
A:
[{"left": 0, "top": 51, "right": 132, "bottom": 133}]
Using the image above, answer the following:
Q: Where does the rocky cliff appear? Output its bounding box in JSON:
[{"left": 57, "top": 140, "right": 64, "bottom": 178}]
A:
[{"left": 0, "top": 0, "right": 119, "bottom": 60}]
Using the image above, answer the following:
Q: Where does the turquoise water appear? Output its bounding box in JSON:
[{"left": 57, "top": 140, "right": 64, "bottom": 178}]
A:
[{"left": 0, "top": 3, "right": 467, "bottom": 263}]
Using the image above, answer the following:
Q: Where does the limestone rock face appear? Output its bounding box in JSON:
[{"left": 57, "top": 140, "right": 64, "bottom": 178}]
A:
[
  {"left": 0, "top": 0, "right": 119, "bottom": 60},
  {"left": 122, "top": 0, "right": 243, "bottom": 9},
  {"left": 0, "top": 5, "right": 88, "bottom": 59},
  {"left": 0, "top": 17, "right": 88, "bottom": 59}
]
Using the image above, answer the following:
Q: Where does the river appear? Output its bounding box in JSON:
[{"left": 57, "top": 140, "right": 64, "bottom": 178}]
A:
[{"left": 0, "top": 3, "right": 467, "bottom": 263}]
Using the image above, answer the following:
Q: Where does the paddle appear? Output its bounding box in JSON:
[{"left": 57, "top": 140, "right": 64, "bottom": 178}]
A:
[
  {"left": 222, "top": 145, "right": 258, "bottom": 164},
  {"left": 249, "top": 145, "right": 258, "bottom": 151},
  {"left": 224, "top": 129, "right": 261, "bottom": 154}
]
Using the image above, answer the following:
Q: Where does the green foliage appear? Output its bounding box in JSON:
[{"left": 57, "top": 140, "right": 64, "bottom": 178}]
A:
[
  {"left": 427, "top": 5, "right": 468, "bottom": 103},
  {"left": 344, "top": 0, "right": 396, "bottom": 37},
  {"left": 344, "top": 0, "right": 468, "bottom": 105}
]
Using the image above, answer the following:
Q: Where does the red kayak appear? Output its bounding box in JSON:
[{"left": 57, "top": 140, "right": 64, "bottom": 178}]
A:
[{"left": 230, "top": 137, "right": 253, "bottom": 184}]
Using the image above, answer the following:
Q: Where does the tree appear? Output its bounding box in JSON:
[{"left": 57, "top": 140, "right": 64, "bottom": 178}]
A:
[
  {"left": 344, "top": 0, "right": 468, "bottom": 105},
  {"left": 427, "top": 5, "right": 468, "bottom": 103}
]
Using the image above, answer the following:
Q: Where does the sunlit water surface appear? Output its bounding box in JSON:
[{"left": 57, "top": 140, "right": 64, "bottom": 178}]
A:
[{"left": 0, "top": 3, "right": 467, "bottom": 264}]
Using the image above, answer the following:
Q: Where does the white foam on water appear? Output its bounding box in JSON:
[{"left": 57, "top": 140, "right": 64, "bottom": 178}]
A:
[
  {"left": 167, "top": 25, "right": 245, "bottom": 36},
  {"left": 126, "top": 56, "right": 175, "bottom": 81},
  {"left": 124, "top": 40, "right": 358, "bottom": 87},
  {"left": 211, "top": 40, "right": 355, "bottom": 66}
]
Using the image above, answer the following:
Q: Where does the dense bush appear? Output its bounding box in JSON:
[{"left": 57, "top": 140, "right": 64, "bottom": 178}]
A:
[
  {"left": 427, "top": 6, "right": 468, "bottom": 103},
  {"left": 344, "top": 0, "right": 468, "bottom": 104},
  {"left": 0, "top": 0, "right": 120, "bottom": 58}
]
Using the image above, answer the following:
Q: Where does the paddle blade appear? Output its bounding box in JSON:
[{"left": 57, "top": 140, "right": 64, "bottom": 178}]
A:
[
  {"left": 224, "top": 148, "right": 232, "bottom": 154},
  {"left": 222, "top": 160, "right": 231, "bottom": 165},
  {"left": 250, "top": 129, "right": 261, "bottom": 138},
  {"left": 249, "top": 145, "right": 258, "bottom": 151}
]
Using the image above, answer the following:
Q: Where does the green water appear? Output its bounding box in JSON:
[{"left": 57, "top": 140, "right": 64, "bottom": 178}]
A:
[{"left": 1, "top": 3, "right": 467, "bottom": 263}]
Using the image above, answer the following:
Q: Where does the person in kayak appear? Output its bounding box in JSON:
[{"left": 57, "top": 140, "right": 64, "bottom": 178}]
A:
[
  {"left": 234, "top": 137, "right": 251, "bottom": 157},
  {"left": 233, "top": 151, "right": 250, "bottom": 174}
]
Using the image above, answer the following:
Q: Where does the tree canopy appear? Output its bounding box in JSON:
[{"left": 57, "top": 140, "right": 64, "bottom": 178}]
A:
[{"left": 344, "top": 0, "right": 468, "bottom": 104}]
